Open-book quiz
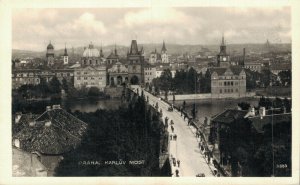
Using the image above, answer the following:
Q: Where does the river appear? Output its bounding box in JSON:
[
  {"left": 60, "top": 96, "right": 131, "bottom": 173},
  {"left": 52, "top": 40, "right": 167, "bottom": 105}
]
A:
[{"left": 174, "top": 98, "right": 259, "bottom": 123}]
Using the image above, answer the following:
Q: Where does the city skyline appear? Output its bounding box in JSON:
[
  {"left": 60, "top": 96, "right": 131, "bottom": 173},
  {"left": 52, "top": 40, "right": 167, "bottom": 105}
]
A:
[{"left": 13, "top": 7, "right": 291, "bottom": 51}]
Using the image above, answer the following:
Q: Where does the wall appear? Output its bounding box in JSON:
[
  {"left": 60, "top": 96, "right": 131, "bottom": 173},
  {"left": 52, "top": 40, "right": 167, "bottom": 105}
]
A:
[
  {"left": 163, "top": 93, "right": 211, "bottom": 100},
  {"left": 162, "top": 92, "right": 255, "bottom": 100}
]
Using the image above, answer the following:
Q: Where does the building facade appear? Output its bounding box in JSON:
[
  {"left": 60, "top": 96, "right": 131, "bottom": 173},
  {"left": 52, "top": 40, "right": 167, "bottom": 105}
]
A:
[
  {"left": 144, "top": 64, "right": 156, "bottom": 85},
  {"left": 149, "top": 49, "right": 158, "bottom": 64},
  {"left": 210, "top": 67, "right": 246, "bottom": 98},
  {"left": 74, "top": 66, "right": 106, "bottom": 91},
  {"left": 107, "top": 61, "right": 128, "bottom": 86},
  {"left": 106, "top": 46, "right": 119, "bottom": 65},
  {"left": 244, "top": 62, "right": 262, "bottom": 73},
  {"left": 12, "top": 69, "right": 41, "bottom": 89}
]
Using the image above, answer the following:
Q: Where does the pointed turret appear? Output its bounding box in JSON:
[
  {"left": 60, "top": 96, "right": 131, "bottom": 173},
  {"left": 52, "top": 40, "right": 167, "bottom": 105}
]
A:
[
  {"left": 100, "top": 44, "right": 104, "bottom": 58},
  {"left": 221, "top": 33, "right": 225, "bottom": 46},
  {"left": 219, "top": 34, "right": 227, "bottom": 55},
  {"left": 161, "top": 40, "right": 167, "bottom": 53},
  {"left": 129, "top": 40, "right": 139, "bottom": 55},
  {"left": 64, "top": 43, "right": 68, "bottom": 56},
  {"left": 114, "top": 44, "right": 118, "bottom": 55}
]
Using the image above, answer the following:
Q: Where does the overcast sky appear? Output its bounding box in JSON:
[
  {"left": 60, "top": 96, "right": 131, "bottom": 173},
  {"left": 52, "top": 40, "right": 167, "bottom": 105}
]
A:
[{"left": 12, "top": 7, "right": 291, "bottom": 51}]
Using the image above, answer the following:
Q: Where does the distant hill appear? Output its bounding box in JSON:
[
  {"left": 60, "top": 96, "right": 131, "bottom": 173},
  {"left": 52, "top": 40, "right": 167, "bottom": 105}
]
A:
[{"left": 12, "top": 43, "right": 291, "bottom": 60}]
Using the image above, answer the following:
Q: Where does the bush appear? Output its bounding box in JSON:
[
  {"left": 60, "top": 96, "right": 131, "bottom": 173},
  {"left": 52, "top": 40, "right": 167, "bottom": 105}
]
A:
[{"left": 88, "top": 87, "right": 100, "bottom": 97}]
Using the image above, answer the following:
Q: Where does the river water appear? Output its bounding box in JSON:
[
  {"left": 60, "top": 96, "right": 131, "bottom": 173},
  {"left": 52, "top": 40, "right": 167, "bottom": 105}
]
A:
[
  {"left": 174, "top": 98, "right": 259, "bottom": 123},
  {"left": 62, "top": 98, "right": 122, "bottom": 112}
]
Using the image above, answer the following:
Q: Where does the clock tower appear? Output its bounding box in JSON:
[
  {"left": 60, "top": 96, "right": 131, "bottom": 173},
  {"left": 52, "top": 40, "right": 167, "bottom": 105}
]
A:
[{"left": 217, "top": 35, "right": 230, "bottom": 67}]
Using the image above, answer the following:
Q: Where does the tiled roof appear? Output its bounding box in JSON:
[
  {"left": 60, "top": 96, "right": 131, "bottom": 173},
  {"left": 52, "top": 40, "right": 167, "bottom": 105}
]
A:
[
  {"left": 248, "top": 113, "right": 291, "bottom": 134},
  {"left": 211, "top": 109, "right": 248, "bottom": 124},
  {"left": 209, "top": 66, "right": 244, "bottom": 76},
  {"left": 14, "top": 108, "right": 88, "bottom": 155},
  {"left": 107, "top": 52, "right": 119, "bottom": 59}
]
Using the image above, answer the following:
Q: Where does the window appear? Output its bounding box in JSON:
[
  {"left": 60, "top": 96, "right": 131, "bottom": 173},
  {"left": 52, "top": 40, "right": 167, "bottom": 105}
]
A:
[
  {"left": 77, "top": 77, "right": 81, "bottom": 80},
  {"left": 224, "top": 82, "right": 226, "bottom": 86},
  {"left": 231, "top": 81, "right": 233, "bottom": 86},
  {"left": 236, "top": 89, "right": 238, "bottom": 92},
  {"left": 84, "top": 77, "right": 87, "bottom": 80},
  {"left": 224, "top": 89, "right": 227, "bottom": 93},
  {"left": 220, "top": 89, "right": 222, "bottom": 93}
]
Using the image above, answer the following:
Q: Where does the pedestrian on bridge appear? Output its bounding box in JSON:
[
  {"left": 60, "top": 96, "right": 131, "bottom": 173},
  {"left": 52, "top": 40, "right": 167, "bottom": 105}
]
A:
[
  {"left": 170, "top": 134, "right": 173, "bottom": 140},
  {"left": 177, "top": 159, "right": 180, "bottom": 167},
  {"left": 171, "top": 125, "right": 174, "bottom": 133},
  {"left": 173, "top": 160, "right": 176, "bottom": 167},
  {"left": 175, "top": 169, "right": 179, "bottom": 177},
  {"left": 173, "top": 134, "right": 177, "bottom": 141},
  {"left": 165, "top": 117, "right": 169, "bottom": 125},
  {"left": 170, "top": 120, "right": 174, "bottom": 125}
]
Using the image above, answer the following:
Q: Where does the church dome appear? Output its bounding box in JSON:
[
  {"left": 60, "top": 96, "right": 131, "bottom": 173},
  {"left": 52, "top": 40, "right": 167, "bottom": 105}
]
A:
[
  {"left": 83, "top": 43, "right": 100, "bottom": 57},
  {"left": 47, "top": 42, "right": 54, "bottom": 50}
]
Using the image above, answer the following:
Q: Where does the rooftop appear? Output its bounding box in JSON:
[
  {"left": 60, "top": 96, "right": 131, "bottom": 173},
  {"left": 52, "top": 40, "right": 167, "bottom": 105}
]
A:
[{"left": 14, "top": 107, "right": 88, "bottom": 155}]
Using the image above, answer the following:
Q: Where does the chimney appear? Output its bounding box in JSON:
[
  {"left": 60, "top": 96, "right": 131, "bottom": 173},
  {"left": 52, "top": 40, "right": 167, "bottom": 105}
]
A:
[
  {"left": 244, "top": 106, "right": 256, "bottom": 118},
  {"left": 282, "top": 106, "right": 287, "bottom": 114},
  {"left": 15, "top": 112, "right": 22, "bottom": 124},
  {"left": 259, "top": 107, "right": 266, "bottom": 119},
  {"left": 29, "top": 120, "right": 36, "bottom": 127},
  {"left": 46, "top": 106, "right": 51, "bottom": 111},
  {"left": 52, "top": 104, "right": 61, "bottom": 109},
  {"left": 242, "top": 48, "right": 246, "bottom": 66},
  {"left": 45, "top": 121, "right": 52, "bottom": 127}
]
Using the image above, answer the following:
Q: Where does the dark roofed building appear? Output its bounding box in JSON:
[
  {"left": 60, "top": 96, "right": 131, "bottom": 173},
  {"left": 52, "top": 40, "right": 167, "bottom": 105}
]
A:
[
  {"left": 13, "top": 106, "right": 87, "bottom": 154},
  {"left": 210, "top": 107, "right": 292, "bottom": 176},
  {"left": 248, "top": 113, "right": 291, "bottom": 134},
  {"left": 12, "top": 106, "right": 88, "bottom": 176}
]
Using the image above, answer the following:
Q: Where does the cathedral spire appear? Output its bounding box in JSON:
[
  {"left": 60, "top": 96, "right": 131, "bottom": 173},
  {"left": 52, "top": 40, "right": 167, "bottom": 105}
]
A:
[{"left": 162, "top": 40, "right": 167, "bottom": 52}]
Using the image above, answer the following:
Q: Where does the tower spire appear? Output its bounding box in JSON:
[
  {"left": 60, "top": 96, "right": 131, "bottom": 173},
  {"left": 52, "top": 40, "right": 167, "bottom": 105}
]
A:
[
  {"left": 64, "top": 43, "right": 68, "bottom": 56},
  {"left": 221, "top": 33, "right": 225, "bottom": 46},
  {"left": 114, "top": 43, "right": 117, "bottom": 55},
  {"left": 162, "top": 40, "right": 167, "bottom": 52}
]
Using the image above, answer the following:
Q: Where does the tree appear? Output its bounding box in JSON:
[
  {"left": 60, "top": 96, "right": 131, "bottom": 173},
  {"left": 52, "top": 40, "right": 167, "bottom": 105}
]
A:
[
  {"left": 278, "top": 70, "right": 291, "bottom": 86},
  {"left": 187, "top": 68, "right": 198, "bottom": 93},
  {"left": 238, "top": 102, "right": 251, "bottom": 110},
  {"left": 62, "top": 78, "right": 69, "bottom": 92},
  {"left": 182, "top": 101, "right": 186, "bottom": 111},
  {"left": 37, "top": 77, "right": 49, "bottom": 97},
  {"left": 130, "top": 75, "right": 139, "bottom": 85},
  {"left": 88, "top": 87, "right": 100, "bottom": 96},
  {"left": 191, "top": 103, "right": 197, "bottom": 119},
  {"left": 261, "top": 69, "right": 272, "bottom": 87},
  {"left": 160, "top": 69, "right": 172, "bottom": 100},
  {"left": 200, "top": 70, "right": 211, "bottom": 93},
  {"left": 48, "top": 76, "right": 61, "bottom": 94}
]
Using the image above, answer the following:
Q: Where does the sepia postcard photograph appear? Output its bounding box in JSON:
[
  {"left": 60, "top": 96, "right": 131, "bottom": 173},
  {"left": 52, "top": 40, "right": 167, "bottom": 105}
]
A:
[{"left": 0, "top": 0, "right": 299, "bottom": 185}]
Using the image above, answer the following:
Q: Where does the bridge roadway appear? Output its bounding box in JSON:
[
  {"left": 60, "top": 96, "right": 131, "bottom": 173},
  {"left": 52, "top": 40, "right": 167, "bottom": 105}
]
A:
[{"left": 131, "top": 85, "right": 214, "bottom": 177}]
